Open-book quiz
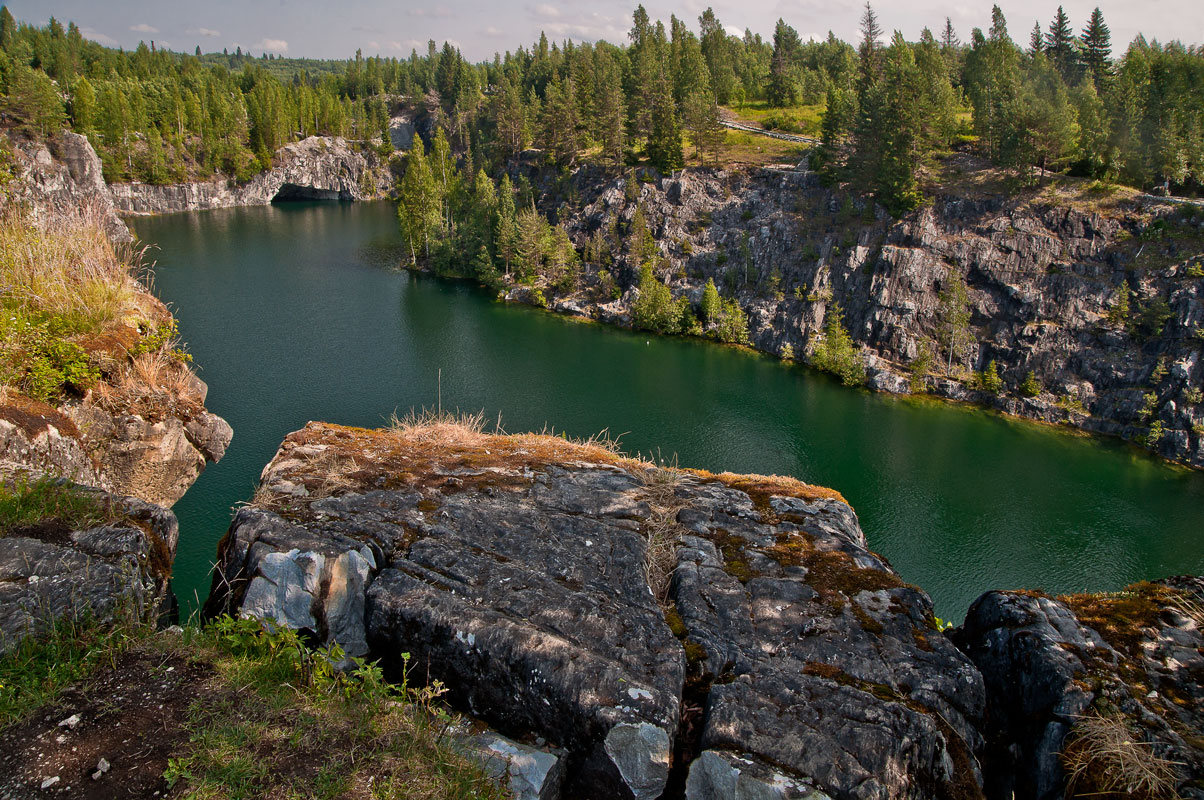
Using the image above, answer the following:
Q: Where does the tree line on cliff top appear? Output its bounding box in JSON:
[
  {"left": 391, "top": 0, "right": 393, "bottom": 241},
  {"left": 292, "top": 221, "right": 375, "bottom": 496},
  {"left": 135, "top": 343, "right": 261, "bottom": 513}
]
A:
[{"left": 0, "top": 3, "right": 1202, "bottom": 211}]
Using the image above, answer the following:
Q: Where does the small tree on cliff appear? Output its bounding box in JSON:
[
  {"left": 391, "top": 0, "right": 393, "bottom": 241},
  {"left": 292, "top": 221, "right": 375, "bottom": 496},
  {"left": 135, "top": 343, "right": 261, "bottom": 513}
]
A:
[
  {"left": 812, "top": 302, "right": 865, "bottom": 386},
  {"left": 937, "top": 267, "right": 975, "bottom": 376},
  {"left": 397, "top": 137, "right": 440, "bottom": 263}
]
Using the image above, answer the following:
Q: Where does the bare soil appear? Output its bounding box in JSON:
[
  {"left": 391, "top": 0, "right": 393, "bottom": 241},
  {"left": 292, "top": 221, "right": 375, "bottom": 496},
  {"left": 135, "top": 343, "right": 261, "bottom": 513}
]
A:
[{"left": 0, "top": 645, "right": 213, "bottom": 800}]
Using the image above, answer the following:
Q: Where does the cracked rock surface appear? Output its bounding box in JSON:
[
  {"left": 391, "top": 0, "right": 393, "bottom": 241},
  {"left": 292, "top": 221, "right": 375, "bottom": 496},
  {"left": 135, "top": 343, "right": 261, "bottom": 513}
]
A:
[{"left": 210, "top": 421, "right": 988, "bottom": 799}]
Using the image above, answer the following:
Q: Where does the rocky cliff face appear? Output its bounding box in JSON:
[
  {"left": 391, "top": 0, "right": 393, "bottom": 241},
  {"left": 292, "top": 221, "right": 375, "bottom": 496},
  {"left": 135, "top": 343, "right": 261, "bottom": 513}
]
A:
[
  {"left": 207, "top": 420, "right": 986, "bottom": 800},
  {"left": 0, "top": 486, "right": 178, "bottom": 655},
  {"left": 3, "top": 132, "right": 131, "bottom": 241},
  {"left": 109, "top": 136, "right": 391, "bottom": 215},
  {"left": 516, "top": 166, "right": 1203, "bottom": 468}
]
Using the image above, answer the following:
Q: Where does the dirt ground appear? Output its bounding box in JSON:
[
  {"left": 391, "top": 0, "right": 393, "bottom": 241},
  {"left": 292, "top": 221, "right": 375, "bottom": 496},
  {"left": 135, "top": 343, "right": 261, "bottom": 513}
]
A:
[{"left": 0, "top": 645, "right": 212, "bottom": 800}]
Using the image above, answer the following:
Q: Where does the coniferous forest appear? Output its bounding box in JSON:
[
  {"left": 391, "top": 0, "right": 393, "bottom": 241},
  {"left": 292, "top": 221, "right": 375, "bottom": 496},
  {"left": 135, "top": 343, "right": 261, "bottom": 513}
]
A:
[{"left": 1, "top": 2, "right": 1202, "bottom": 219}]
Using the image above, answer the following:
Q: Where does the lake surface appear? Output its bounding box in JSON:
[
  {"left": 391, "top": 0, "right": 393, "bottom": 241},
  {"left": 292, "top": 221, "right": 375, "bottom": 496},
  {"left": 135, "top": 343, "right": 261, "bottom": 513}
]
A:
[{"left": 132, "top": 200, "right": 1204, "bottom": 620}]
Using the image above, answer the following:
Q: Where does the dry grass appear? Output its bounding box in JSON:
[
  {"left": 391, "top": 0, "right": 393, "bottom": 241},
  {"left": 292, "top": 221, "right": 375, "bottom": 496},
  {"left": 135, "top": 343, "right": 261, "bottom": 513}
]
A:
[
  {"left": 635, "top": 464, "right": 693, "bottom": 601},
  {"left": 1062, "top": 711, "right": 1182, "bottom": 799},
  {"left": 91, "top": 349, "right": 203, "bottom": 421},
  {"left": 0, "top": 207, "right": 145, "bottom": 332}
]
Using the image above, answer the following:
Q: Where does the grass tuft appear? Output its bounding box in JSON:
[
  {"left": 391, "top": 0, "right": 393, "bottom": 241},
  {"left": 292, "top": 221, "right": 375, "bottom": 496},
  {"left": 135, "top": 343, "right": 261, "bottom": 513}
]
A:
[{"left": 1062, "top": 711, "right": 1182, "bottom": 799}]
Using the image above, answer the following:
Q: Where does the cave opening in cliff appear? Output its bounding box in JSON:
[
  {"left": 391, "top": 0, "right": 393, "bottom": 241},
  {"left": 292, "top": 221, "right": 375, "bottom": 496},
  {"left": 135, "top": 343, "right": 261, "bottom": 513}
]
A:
[{"left": 272, "top": 183, "right": 353, "bottom": 202}]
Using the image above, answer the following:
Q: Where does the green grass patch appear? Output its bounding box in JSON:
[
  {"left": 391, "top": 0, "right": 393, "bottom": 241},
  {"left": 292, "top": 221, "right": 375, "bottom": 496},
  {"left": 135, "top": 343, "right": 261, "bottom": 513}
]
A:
[
  {"left": 0, "top": 614, "right": 145, "bottom": 724},
  {"left": 0, "top": 475, "right": 116, "bottom": 536}
]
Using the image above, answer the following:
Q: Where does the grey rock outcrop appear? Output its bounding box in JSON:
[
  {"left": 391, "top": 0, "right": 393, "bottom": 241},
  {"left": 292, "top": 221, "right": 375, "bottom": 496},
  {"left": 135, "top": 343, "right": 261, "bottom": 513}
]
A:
[
  {"left": 2, "top": 132, "right": 131, "bottom": 241},
  {"left": 491, "top": 165, "right": 1204, "bottom": 469},
  {"left": 110, "top": 136, "right": 390, "bottom": 215},
  {"left": 0, "top": 487, "right": 177, "bottom": 654},
  {"left": 955, "top": 580, "right": 1204, "bottom": 799},
  {"left": 209, "top": 421, "right": 988, "bottom": 799}
]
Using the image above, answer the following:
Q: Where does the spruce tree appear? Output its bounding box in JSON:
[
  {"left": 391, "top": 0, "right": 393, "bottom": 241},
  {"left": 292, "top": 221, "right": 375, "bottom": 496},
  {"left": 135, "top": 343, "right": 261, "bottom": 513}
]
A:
[
  {"left": 1080, "top": 7, "right": 1111, "bottom": 87},
  {"left": 1044, "top": 6, "right": 1078, "bottom": 83},
  {"left": 767, "top": 19, "right": 801, "bottom": 107}
]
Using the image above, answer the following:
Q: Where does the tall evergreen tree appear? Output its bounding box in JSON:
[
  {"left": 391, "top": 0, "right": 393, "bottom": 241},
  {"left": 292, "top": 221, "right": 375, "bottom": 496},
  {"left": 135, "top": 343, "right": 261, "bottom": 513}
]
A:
[
  {"left": 397, "top": 136, "right": 440, "bottom": 262},
  {"left": 767, "top": 19, "right": 800, "bottom": 107},
  {"left": 1044, "top": 6, "right": 1079, "bottom": 82},
  {"left": 1080, "top": 7, "right": 1112, "bottom": 87}
]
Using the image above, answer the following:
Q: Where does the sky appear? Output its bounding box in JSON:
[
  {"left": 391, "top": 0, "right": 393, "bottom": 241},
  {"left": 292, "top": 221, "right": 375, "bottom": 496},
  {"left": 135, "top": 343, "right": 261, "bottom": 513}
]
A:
[{"left": 6, "top": 0, "right": 1203, "bottom": 63}]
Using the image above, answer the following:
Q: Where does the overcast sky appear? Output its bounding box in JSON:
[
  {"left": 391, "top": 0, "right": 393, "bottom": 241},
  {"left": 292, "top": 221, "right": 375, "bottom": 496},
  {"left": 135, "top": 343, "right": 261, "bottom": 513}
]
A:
[{"left": 6, "top": 0, "right": 1202, "bottom": 63}]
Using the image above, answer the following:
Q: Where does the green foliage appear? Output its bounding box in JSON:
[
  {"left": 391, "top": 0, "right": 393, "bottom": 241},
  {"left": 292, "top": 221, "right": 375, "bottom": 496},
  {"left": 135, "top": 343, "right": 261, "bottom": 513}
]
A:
[
  {"left": 971, "top": 359, "right": 1003, "bottom": 393},
  {"left": 700, "top": 278, "right": 721, "bottom": 322},
  {"left": 1106, "top": 280, "right": 1131, "bottom": 329},
  {"left": 1019, "top": 370, "right": 1041, "bottom": 397},
  {"left": 1133, "top": 296, "right": 1172, "bottom": 340},
  {"left": 127, "top": 319, "right": 192, "bottom": 363},
  {"left": 937, "top": 268, "right": 975, "bottom": 376},
  {"left": 711, "top": 297, "right": 750, "bottom": 344},
  {"left": 0, "top": 615, "right": 144, "bottom": 725},
  {"left": 908, "top": 339, "right": 934, "bottom": 393},
  {"left": 812, "top": 302, "right": 865, "bottom": 386},
  {"left": 632, "top": 263, "right": 680, "bottom": 334},
  {"left": 1144, "top": 420, "right": 1165, "bottom": 448},
  {"left": 0, "top": 307, "right": 100, "bottom": 402}
]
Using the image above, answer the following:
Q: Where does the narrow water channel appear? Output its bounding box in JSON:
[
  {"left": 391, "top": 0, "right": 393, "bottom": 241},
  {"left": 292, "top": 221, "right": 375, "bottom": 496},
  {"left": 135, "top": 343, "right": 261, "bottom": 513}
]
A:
[{"left": 132, "top": 200, "right": 1204, "bottom": 620}]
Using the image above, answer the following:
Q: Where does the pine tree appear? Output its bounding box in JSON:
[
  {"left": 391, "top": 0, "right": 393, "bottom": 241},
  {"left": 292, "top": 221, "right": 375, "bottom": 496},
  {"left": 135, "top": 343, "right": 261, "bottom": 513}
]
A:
[
  {"left": 812, "top": 302, "right": 865, "bottom": 386},
  {"left": 494, "top": 174, "right": 518, "bottom": 276},
  {"left": 1080, "top": 7, "right": 1111, "bottom": 87},
  {"left": 941, "top": 18, "right": 959, "bottom": 51},
  {"left": 699, "top": 8, "right": 736, "bottom": 104},
  {"left": 937, "top": 268, "right": 975, "bottom": 376},
  {"left": 646, "top": 74, "right": 683, "bottom": 174},
  {"left": 4, "top": 64, "right": 66, "bottom": 139},
  {"left": 1029, "top": 22, "right": 1044, "bottom": 58},
  {"left": 70, "top": 76, "right": 96, "bottom": 133}
]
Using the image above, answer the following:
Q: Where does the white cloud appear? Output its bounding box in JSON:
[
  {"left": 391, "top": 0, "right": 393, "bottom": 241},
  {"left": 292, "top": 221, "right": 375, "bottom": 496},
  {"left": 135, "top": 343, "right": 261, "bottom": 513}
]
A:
[
  {"left": 130, "top": 23, "right": 159, "bottom": 34},
  {"left": 724, "top": 24, "right": 744, "bottom": 37},
  {"left": 388, "top": 41, "right": 405, "bottom": 51},
  {"left": 530, "top": 4, "right": 562, "bottom": 20},
  {"left": 481, "top": 25, "right": 505, "bottom": 37},
  {"left": 189, "top": 27, "right": 221, "bottom": 38},
  {"left": 80, "top": 27, "right": 118, "bottom": 46},
  {"left": 368, "top": 40, "right": 380, "bottom": 50},
  {"left": 408, "top": 8, "right": 456, "bottom": 18},
  {"left": 253, "top": 38, "right": 289, "bottom": 53}
]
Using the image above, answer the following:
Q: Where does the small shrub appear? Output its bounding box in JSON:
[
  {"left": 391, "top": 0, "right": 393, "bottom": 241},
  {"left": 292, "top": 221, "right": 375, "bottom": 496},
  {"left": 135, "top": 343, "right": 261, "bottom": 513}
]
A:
[
  {"left": 1144, "top": 420, "right": 1164, "bottom": 447},
  {"left": 908, "top": 340, "right": 934, "bottom": 393},
  {"left": 1019, "top": 370, "right": 1041, "bottom": 397},
  {"left": 1186, "top": 262, "right": 1204, "bottom": 278},
  {"left": 812, "top": 303, "right": 865, "bottom": 387},
  {"left": 972, "top": 360, "right": 1003, "bottom": 394}
]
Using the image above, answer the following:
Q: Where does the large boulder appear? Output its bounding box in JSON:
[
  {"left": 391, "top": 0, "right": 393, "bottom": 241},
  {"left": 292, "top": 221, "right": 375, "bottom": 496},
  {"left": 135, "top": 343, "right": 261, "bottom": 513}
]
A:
[
  {"left": 210, "top": 421, "right": 988, "bottom": 799},
  {"left": 0, "top": 485, "right": 177, "bottom": 654},
  {"left": 955, "top": 579, "right": 1204, "bottom": 799}
]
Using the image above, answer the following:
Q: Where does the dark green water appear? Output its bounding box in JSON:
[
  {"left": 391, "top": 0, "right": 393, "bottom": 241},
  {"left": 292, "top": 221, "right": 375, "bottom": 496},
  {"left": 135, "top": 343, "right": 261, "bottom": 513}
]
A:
[{"left": 132, "top": 200, "right": 1204, "bottom": 621}]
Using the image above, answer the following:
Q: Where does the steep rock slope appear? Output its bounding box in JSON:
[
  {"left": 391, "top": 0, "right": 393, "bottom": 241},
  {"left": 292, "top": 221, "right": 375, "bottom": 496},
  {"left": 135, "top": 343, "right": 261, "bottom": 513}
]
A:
[
  {"left": 109, "top": 136, "right": 391, "bottom": 214},
  {"left": 515, "top": 167, "right": 1204, "bottom": 468},
  {"left": 4, "top": 131, "right": 130, "bottom": 241},
  {"left": 208, "top": 421, "right": 986, "bottom": 800}
]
